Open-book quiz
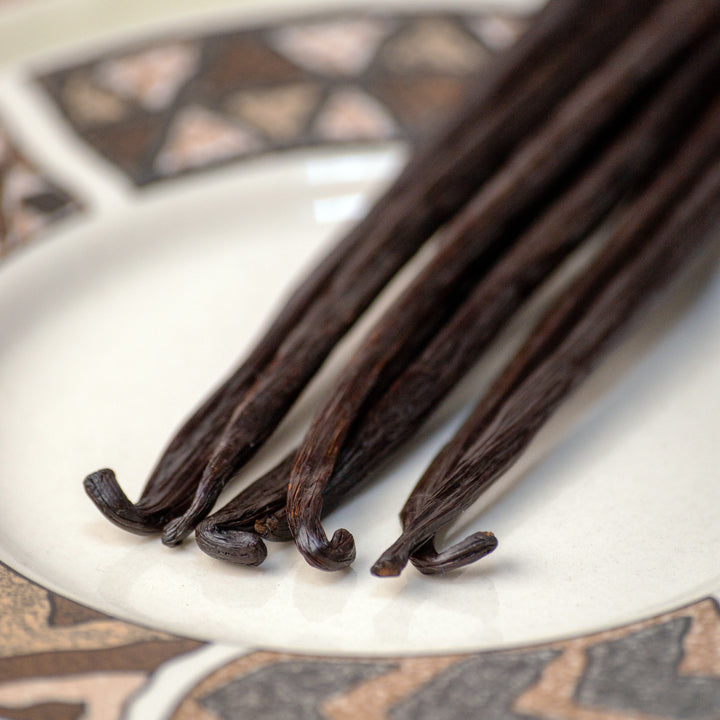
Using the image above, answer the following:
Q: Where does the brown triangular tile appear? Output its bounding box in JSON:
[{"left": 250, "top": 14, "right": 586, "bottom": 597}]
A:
[
  {"left": 200, "top": 34, "right": 305, "bottom": 97},
  {"left": 0, "top": 701, "right": 85, "bottom": 720},
  {"left": 47, "top": 594, "right": 110, "bottom": 628},
  {"left": 368, "top": 75, "right": 471, "bottom": 140},
  {"left": 84, "top": 113, "right": 168, "bottom": 184}
]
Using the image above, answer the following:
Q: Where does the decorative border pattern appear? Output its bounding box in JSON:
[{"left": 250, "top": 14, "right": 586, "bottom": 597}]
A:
[
  {"left": 0, "top": 561, "right": 202, "bottom": 719},
  {"left": 0, "top": 119, "right": 81, "bottom": 260},
  {"left": 37, "top": 10, "right": 525, "bottom": 186},
  {"left": 170, "top": 598, "right": 720, "bottom": 720},
  {"left": 3, "top": 560, "right": 720, "bottom": 720}
]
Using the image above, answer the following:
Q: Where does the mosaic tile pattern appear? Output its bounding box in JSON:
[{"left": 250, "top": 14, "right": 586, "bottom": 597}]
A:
[
  {"left": 0, "top": 562, "right": 202, "bottom": 720},
  {"left": 168, "top": 599, "right": 720, "bottom": 720},
  {"left": 0, "top": 120, "right": 81, "bottom": 260},
  {"left": 37, "top": 10, "right": 525, "bottom": 186},
  {"left": 4, "top": 548, "right": 720, "bottom": 720}
]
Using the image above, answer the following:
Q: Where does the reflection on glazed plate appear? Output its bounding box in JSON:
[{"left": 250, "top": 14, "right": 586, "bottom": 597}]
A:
[{"left": 2, "top": 0, "right": 720, "bottom": 717}]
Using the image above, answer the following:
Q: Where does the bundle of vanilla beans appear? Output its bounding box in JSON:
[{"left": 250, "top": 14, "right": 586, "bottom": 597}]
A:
[{"left": 85, "top": 0, "right": 720, "bottom": 576}]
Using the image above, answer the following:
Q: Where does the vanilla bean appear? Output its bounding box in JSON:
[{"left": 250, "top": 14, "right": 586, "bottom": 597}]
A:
[
  {"left": 87, "top": 0, "right": 606, "bottom": 537},
  {"left": 372, "top": 99, "right": 720, "bottom": 577},
  {"left": 194, "top": 455, "right": 294, "bottom": 565},
  {"left": 407, "top": 36, "right": 720, "bottom": 575},
  {"left": 158, "top": 0, "right": 655, "bottom": 546},
  {"left": 287, "top": 0, "right": 720, "bottom": 572},
  {"left": 195, "top": 25, "right": 720, "bottom": 566}
]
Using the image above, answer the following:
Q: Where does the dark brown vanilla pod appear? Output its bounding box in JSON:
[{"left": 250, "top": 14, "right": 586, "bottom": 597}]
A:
[
  {"left": 194, "top": 454, "right": 295, "bottom": 563},
  {"left": 408, "top": 535, "right": 500, "bottom": 576},
  {"left": 406, "top": 38, "right": 720, "bottom": 575},
  {"left": 89, "top": 0, "right": 655, "bottom": 540},
  {"left": 286, "top": 0, "right": 720, "bottom": 572},
  {"left": 373, "top": 103, "right": 720, "bottom": 578},
  {"left": 195, "top": 27, "right": 720, "bottom": 566},
  {"left": 96, "top": 0, "right": 603, "bottom": 539},
  {"left": 161, "top": 0, "right": 658, "bottom": 548},
  {"left": 84, "top": 469, "right": 175, "bottom": 534}
]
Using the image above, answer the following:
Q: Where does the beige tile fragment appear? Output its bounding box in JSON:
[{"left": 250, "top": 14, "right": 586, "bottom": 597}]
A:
[
  {"left": 227, "top": 83, "right": 319, "bottom": 141},
  {"left": 96, "top": 43, "right": 200, "bottom": 111},
  {"left": 3, "top": 163, "right": 47, "bottom": 205},
  {"left": 382, "top": 19, "right": 487, "bottom": 74},
  {"left": 62, "top": 74, "right": 128, "bottom": 125},
  {"left": 470, "top": 15, "right": 526, "bottom": 51},
  {"left": 269, "top": 18, "right": 391, "bottom": 75},
  {"left": 313, "top": 87, "right": 396, "bottom": 142},
  {"left": 155, "top": 106, "right": 263, "bottom": 175},
  {"left": 514, "top": 642, "right": 664, "bottom": 720},
  {"left": 679, "top": 599, "right": 720, "bottom": 676},
  {"left": 322, "top": 656, "right": 462, "bottom": 720},
  {"left": 0, "top": 671, "right": 147, "bottom": 720}
]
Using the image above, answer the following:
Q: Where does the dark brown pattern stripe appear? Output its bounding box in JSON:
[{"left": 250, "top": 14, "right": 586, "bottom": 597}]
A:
[{"left": 0, "top": 702, "right": 86, "bottom": 720}]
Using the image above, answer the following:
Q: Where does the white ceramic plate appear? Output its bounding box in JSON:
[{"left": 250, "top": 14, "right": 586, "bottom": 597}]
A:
[{"left": 0, "top": 0, "right": 719, "bottom": 663}]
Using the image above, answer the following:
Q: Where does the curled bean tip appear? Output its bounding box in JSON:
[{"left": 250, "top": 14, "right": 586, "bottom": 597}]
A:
[
  {"left": 83, "top": 468, "right": 160, "bottom": 535},
  {"left": 83, "top": 467, "right": 117, "bottom": 495},
  {"left": 195, "top": 521, "right": 268, "bottom": 566},
  {"left": 300, "top": 527, "right": 356, "bottom": 571},
  {"left": 411, "top": 531, "right": 499, "bottom": 575}
]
